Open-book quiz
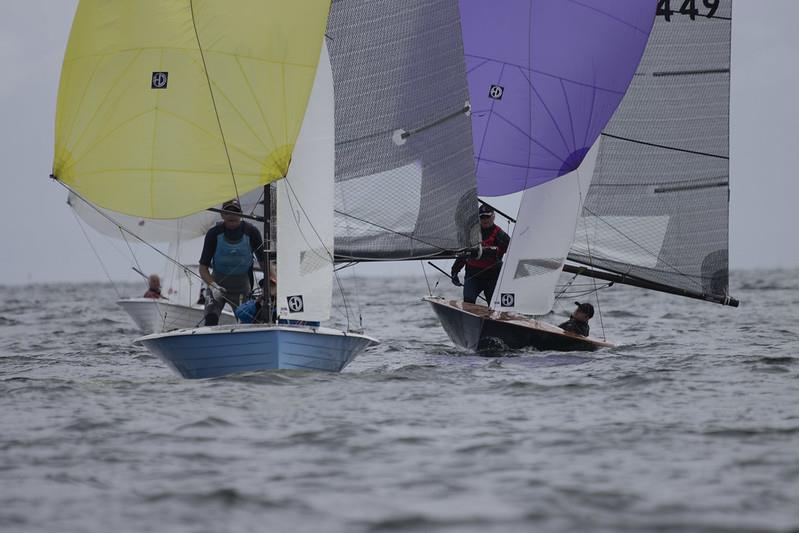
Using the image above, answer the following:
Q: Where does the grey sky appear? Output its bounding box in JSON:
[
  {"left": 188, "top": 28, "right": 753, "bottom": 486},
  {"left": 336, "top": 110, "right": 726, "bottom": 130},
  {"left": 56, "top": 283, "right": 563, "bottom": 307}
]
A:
[{"left": 0, "top": 1, "right": 796, "bottom": 285}]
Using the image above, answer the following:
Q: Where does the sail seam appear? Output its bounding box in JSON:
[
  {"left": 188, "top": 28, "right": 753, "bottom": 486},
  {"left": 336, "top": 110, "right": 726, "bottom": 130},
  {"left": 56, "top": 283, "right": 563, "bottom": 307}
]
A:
[
  {"left": 62, "top": 51, "right": 144, "bottom": 168},
  {"left": 464, "top": 54, "right": 628, "bottom": 96},
  {"left": 235, "top": 57, "right": 279, "bottom": 153}
]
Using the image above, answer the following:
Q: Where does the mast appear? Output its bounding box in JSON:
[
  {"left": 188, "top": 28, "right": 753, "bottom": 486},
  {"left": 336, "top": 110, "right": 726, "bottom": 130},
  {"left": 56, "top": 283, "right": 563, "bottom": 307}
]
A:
[{"left": 263, "top": 184, "right": 273, "bottom": 324}]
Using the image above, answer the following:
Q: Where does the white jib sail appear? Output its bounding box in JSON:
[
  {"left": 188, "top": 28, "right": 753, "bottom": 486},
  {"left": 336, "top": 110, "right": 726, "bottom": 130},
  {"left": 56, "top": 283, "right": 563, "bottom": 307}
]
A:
[
  {"left": 276, "top": 42, "right": 335, "bottom": 322},
  {"left": 489, "top": 140, "right": 600, "bottom": 315}
]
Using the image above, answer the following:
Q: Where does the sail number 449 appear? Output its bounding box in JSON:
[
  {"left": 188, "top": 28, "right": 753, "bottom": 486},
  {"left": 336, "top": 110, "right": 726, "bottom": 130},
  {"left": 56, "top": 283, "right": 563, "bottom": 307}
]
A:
[{"left": 657, "top": 0, "right": 720, "bottom": 21}]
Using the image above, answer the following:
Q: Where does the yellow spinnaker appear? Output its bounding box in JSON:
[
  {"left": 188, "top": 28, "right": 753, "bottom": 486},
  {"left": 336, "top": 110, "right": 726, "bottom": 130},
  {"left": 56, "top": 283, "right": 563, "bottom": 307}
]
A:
[{"left": 53, "top": 0, "right": 330, "bottom": 219}]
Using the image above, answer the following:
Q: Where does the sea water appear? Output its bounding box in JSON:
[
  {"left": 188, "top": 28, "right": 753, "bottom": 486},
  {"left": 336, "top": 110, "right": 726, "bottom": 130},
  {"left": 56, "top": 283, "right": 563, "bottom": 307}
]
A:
[{"left": 1, "top": 269, "right": 798, "bottom": 532}]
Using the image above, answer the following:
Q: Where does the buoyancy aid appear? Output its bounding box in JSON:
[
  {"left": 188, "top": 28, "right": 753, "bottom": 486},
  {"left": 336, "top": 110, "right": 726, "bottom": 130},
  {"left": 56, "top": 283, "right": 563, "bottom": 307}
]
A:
[
  {"left": 212, "top": 232, "right": 253, "bottom": 276},
  {"left": 467, "top": 225, "right": 504, "bottom": 270}
]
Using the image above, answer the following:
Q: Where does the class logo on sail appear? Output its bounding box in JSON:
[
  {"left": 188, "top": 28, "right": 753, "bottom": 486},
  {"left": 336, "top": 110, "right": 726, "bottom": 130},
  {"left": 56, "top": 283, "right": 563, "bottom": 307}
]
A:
[
  {"left": 287, "top": 295, "right": 304, "bottom": 313},
  {"left": 488, "top": 84, "right": 504, "bottom": 100},
  {"left": 151, "top": 72, "right": 168, "bottom": 89}
]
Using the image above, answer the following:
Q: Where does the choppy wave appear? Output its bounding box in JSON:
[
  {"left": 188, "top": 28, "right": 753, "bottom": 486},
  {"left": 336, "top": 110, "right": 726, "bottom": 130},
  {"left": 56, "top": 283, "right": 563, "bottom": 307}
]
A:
[{"left": 0, "top": 271, "right": 798, "bottom": 532}]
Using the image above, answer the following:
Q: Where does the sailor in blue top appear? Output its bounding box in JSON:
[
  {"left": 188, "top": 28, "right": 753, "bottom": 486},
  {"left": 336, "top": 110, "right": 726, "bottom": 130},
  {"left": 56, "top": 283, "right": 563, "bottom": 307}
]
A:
[{"left": 199, "top": 199, "right": 266, "bottom": 326}]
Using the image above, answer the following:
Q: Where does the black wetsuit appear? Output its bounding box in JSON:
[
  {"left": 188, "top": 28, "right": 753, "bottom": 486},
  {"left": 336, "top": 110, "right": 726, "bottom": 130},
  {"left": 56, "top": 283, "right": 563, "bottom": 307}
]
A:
[
  {"left": 559, "top": 318, "right": 589, "bottom": 337},
  {"left": 199, "top": 221, "right": 264, "bottom": 325}
]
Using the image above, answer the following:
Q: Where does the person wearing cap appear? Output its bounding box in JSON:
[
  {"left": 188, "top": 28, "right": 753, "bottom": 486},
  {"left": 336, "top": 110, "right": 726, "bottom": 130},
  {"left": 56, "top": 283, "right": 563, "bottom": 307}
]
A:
[
  {"left": 234, "top": 271, "right": 277, "bottom": 324},
  {"left": 450, "top": 204, "right": 510, "bottom": 304},
  {"left": 199, "top": 199, "right": 266, "bottom": 326},
  {"left": 559, "top": 302, "right": 594, "bottom": 337}
]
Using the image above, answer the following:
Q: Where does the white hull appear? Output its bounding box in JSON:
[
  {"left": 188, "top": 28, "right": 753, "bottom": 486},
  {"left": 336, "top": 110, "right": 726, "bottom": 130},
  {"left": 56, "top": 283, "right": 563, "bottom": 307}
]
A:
[{"left": 117, "top": 298, "right": 236, "bottom": 334}]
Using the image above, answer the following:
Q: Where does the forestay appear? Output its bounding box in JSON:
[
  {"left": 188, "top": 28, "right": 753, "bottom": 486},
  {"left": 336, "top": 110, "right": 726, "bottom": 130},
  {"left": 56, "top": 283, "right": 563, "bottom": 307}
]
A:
[
  {"left": 569, "top": 0, "right": 733, "bottom": 301},
  {"left": 327, "top": 0, "right": 479, "bottom": 260},
  {"left": 277, "top": 43, "right": 335, "bottom": 323},
  {"left": 53, "top": 0, "right": 330, "bottom": 219}
]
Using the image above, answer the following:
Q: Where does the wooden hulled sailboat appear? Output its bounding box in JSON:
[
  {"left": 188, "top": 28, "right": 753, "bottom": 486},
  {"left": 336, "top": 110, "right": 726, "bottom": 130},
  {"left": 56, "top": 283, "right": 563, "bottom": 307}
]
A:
[{"left": 428, "top": 0, "right": 739, "bottom": 353}]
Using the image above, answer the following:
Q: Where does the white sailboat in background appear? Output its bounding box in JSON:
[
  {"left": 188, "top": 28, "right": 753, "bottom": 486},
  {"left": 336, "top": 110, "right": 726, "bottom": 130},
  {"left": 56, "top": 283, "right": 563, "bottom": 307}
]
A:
[{"left": 67, "top": 191, "right": 253, "bottom": 332}]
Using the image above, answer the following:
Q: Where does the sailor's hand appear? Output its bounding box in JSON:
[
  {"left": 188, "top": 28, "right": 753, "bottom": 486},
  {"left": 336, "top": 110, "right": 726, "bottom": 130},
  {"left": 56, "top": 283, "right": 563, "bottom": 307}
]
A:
[
  {"left": 450, "top": 272, "right": 462, "bottom": 287},
  {"left": 457, "top": 245, "right": 482, "bottom": 260},
  {"left": 209, "top": 282, "right": 227, "bottom": 301}
]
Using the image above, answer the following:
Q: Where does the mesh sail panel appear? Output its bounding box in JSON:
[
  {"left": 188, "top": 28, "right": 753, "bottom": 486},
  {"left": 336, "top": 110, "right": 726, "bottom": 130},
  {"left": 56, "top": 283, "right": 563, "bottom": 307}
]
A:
[
  {"left": 328, "top": 0, "right": 479, "bottom": 260},
  {"left": 569, "top": 2, "right": 732, "bottom": 299}
]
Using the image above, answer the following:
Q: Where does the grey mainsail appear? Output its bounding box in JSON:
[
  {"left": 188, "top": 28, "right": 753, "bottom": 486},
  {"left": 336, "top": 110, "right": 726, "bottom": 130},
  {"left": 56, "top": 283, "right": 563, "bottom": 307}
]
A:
[
  {"left": 327, "top": 0, "right": 479, "bottom": 260},
  {"left": 569, "top": 1, "right": 733, "bottom": 303}
]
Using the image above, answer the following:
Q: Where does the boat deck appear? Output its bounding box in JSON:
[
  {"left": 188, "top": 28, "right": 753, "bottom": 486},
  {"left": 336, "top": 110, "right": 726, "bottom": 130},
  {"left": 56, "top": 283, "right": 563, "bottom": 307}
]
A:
[{"left": 425, "top": 296, "right": 614, "bottom": 351}]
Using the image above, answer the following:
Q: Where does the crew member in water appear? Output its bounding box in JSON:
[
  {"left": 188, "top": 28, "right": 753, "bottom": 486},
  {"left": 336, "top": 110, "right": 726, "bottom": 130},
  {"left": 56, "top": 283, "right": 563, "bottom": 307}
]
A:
[
  {"left": 199, "top": 199, "right": 266, "bottom": 326},
  {"left": 450, "top": 204, "right": 510, "bottom": 304},
  {"left": 559, "top": 302, "right": 594, "bottom": 337},
  {"left": 143, "top": 274, "right": 166, "bottom": 299}
]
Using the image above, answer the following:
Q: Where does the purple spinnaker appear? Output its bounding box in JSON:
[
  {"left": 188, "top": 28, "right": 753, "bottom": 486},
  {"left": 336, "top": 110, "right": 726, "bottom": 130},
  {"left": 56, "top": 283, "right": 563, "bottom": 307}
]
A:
[{"left": 460, "top": 0, "right": 657, "bottom": 196}]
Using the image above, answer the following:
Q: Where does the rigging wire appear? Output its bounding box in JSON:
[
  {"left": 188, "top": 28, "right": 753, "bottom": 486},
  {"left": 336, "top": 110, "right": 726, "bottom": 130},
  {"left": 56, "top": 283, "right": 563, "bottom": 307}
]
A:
[
  {"left": 55, "top": 181, "right": 206, "bottom": 286},
  {"left": 420, "top": 261, "right": 432, "bottom": 296},
  {"left": 334, "top": 172, "right": 367, "bottom": 331},
  {"left": 334, "top": 210, "right": 476, "bottom": 260},
  {"left": 280, "top": 175, "right": 353, "bottom": 330},
  {"left": 70, "top": 210, "right": 121, "bottom": 298},
  {"left": 118, "top": 227, "right": 146, "bottom": 284},
  {"left": 188, "top": 0, "right": 241, "bottom": 204},
  {"left": 347, "top": 263, "right": 364, "bottom": 332},
  {"left": 577, "top": 161, "right": 605, "bottom": 341},
  {"left": 579, "top": 204, "right": 704, "bottom": 292},
  {"left": 554, "top": 271, "right": 580, "bottom": 302}
]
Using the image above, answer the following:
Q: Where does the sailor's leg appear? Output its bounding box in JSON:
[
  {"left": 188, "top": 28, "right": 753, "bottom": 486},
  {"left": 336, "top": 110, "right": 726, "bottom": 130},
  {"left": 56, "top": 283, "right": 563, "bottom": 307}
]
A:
[
  {"left": 204, "top": 292, "right": 224, "bottom": 326},
  {"left": 483, "top": 275, "right": 499, "bottom": 305},
  {"left": 463, "top": 276, "right": 480, "bottom": 304},
  {"left": 228, "top": 290, "right": 245, "bottom": 312}
]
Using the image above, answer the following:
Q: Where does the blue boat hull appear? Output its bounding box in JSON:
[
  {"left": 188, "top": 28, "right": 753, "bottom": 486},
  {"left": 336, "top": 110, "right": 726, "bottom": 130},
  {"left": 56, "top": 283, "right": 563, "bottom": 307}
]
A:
[{"left": 137, "top": 325, "right": 379, "bottom": 378}]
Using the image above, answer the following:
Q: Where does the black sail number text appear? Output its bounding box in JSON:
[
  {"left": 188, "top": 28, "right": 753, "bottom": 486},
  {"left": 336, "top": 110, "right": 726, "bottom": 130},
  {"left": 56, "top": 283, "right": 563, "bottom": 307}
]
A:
[{"left": 657, "top": 0, "right": 720, "bottom": 21}]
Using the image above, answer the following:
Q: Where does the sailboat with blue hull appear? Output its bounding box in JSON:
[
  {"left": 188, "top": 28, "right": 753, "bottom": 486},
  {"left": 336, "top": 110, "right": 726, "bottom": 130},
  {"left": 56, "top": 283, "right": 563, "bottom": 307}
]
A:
[
  {"left": 138, "top": 324, "right": 378, "bottom": 378},
  {"left": 52, "top": 1, "right": 377, "bottom": 377}
]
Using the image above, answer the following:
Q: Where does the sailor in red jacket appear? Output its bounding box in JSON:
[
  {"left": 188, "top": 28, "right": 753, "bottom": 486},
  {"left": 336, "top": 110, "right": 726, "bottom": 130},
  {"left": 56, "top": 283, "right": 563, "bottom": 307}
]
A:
[{"left": 450, "top": 204, "right": 510, "bottom": 304}]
